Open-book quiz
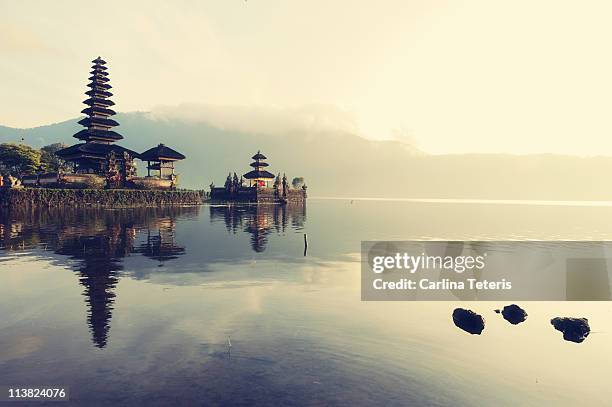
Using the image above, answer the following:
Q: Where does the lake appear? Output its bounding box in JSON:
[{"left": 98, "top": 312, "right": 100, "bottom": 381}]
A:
[{"left": 1, "top": 199, "right": 611, "bottom": 406}]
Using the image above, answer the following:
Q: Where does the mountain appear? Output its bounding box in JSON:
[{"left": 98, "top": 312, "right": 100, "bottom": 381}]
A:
[{"left": 2, "top": 111, "right": 612, "bottom": 200}]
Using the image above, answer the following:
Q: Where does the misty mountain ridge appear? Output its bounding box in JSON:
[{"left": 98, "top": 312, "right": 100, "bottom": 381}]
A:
[{"left": 1, "top": 109, "right": 611, "bottom": 200}]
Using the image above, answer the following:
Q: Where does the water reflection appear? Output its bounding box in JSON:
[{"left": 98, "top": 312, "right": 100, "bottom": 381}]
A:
[
  {"left": 209, "top": 204, "right": 306, "bottom": 252},
  {"left": 135, "top": 217, "right": 186, "bottom": 264},
  {"left": 4, "top": 200, "right": 612, "bottom": 405},
  {"left": 54, "top": 223, "right": 134, "bottom": 348},
  {"left": 0, "top": 204, "right": 307, "bottom": 348},
  {"left": 0, "top": 207, "right": 197, "bottom": 348}
]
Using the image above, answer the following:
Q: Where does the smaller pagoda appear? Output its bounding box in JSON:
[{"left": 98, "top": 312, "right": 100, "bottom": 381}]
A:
[
  {"left": 243, "top": 151, "right": 275, "bottom": 187},
  {"left": 141, "top": 143, "right": 186, "bottom": 178}
]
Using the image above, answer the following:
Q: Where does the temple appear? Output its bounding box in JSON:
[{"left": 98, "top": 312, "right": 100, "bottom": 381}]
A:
[
  {"left": 51, "top": 57, "right": 186, "bottom": 190},
  {"left": 210, "top": 151, "right": 307, "bottom": 204}
]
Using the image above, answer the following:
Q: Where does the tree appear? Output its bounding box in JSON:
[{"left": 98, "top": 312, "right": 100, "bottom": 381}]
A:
[
  {"left": 40, "top": 143, "right": 67, "bottom": 173},
  {"left": 291, "top": 177, "right": 305, "bottom": 188},
  {"left": 0, "top": 143, "right": 42, "bottom": 177}
]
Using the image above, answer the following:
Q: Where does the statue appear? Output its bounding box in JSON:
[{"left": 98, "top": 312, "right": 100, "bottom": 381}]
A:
[
  {"left": 169, "top": 174, "right": 178, "bottom": 190},
  {"left": 122, "top": 152, "right": 136, "bottom": 180},
  {"left": 2, "top": 175, "right": 22, "bottom": 189},
  {"left": 105, "top": 151, "right": 121, "bottom": 189}
]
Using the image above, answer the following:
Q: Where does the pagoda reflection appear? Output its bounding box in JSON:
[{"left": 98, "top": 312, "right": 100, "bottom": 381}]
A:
[
  {"left": 209, "top": 204, "right": 306, "bottom": 253},
  {"left": 0, "top": 207, "right": 196, "bottom": 348},
  {"left": 55, "top": 222, "right": 135, "bottom": 348},
  {"left": 134, "top": 216, "right": 186, "bottom": 265}
]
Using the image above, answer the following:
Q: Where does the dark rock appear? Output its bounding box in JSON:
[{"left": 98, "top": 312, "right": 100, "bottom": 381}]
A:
[
  {"left": 551, "top": 317, "right": 590, "bottom": 343},
  {"left": 500, "top": 304, "right": 528, "bottom": 325},
  {"left": 452, "top": 308, "right": 485, "bottom": 335},
  {"left": 494, "top": 309, "right": 501, "bottom": 314}
]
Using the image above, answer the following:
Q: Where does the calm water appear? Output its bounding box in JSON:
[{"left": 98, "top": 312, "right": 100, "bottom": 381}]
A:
[{"left": 1, "top": 199, "right": 612, "bottom": 406}]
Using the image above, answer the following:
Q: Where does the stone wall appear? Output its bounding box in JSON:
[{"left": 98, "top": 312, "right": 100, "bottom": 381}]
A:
[
  {"left": 131, "top": 177, "right": 174, "bottom": 190},
  {"left": 0, "top": 188, "right": 204, "bottom": 208}
]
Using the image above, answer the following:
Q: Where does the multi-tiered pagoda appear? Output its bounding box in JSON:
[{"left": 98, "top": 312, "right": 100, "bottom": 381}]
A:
[
  {"left": 244, "top": 151, "right": 275, "bottom": 187},
  {"left": 56, "top": 57, "right": 139, "bottom": 176}
]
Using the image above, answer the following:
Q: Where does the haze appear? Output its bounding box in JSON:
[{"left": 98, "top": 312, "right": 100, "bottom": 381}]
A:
[{"left": 2, "top": 0, "right": 612, "bottom": 155}]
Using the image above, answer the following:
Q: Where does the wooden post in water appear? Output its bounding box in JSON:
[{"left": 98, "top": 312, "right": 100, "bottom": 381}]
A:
[{"left": 303, "top": 233, "right": 308, "bottom": 256}]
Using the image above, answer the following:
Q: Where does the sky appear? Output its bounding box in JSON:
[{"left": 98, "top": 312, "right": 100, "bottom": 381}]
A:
[{"left": 2, "top": 0, "right": 612, "bottom": 155}]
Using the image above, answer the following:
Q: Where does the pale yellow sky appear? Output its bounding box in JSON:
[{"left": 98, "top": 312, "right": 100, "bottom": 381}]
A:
[{"left": 2, "top": 0, "right": 612, "bottom": 155}]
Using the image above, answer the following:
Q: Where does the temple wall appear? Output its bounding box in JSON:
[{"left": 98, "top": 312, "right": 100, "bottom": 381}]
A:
[
  {"left": 131, "top": 177, "right": 174, "bottom": 190},
  {"left": 61, "top": 173, "right": 106, "bottom": 189},
  {"left": 0, "top": 188, "right": 204, "bottom": 208}
]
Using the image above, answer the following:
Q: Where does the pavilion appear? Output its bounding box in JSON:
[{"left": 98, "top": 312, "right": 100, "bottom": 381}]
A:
[{"left": 140, "top": 144, "right": 186, "bottom": 179}]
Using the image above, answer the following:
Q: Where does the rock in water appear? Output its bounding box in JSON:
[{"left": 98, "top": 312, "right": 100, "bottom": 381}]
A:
[
  {"left": 500, "top": 304, "right": 528, "bottom": 325},
  {"left": 452, "top": 308, "right": 485, "bottom": 335},
  {"left": 550, "top": 317, "right": 590, "bottom": 343}
]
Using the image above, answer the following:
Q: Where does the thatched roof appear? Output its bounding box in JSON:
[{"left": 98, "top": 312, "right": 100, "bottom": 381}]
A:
[
  {"left": 140, "top": 143, "right": 186, "bottom": 161},
  {"left": 243, "top": 170, "right": 275, "bottom": 179},
  {"left": 87, "top": 82, "right": 112, "bottom": 90},
  {"left": 252, "top": 151, "right": 267, "bottom": 160},
  {"left": 81, "top": 106, "right": 116, "bottom": 117},
  {"left": 73, "top": 129, "right": 123, "bottom": 141},
  {"left": 85, "top": 89, "right": 113, "bottom": 98},
  {"left": 78, "top": 117, "right": 119, "bottom": 128},
  {"left": 56, "top": 143, "right": 139, "bottom": 159},
  {"left": 88, "top": 75, "right": 109, "bottom": 82},
  {"left": 83, "top": 97, "right": 115, "bottom": 107}
]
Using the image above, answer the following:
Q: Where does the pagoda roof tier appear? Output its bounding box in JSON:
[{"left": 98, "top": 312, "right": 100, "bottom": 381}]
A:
[
  {"left": 78, "top": 116, "right": 120, "bottom": 128},
  {"left": 91, "top": 64, "right": 108, "bottom": 71},
  {"left": 83, "top": 97, "right": 115, "bottom": 107},
  {"left": 250, "top": 161, "right": 269, "bottom": 168},
  {"left": 243, "top": 169, "right": 275, "bottom": 179},
  {"left": 89, "top": 70, "right": 109, "bottom": 76},
  {"left": 92, "top": 57, "right": 106, "bottom": 64},
  {"left": 81, "top": 106, "right": 117, "bottom": 117},
  {"left": 56, "top": 143, "right": 139, "bottom": 159},
  {"left": 88, "top": 75, "right": 110, "bottom": 83},
  {"left": 87, "top": 82, "right": 112, "bottom": 90},
  {"left": 85, "top": 89, "right": 113, "bottom": 98},
  {"left": 73, "top": 129, "right": 123, "bottom": 141},
  {"left": 140, "top": 143, "right": 186, "bottom": 161},
  {"left": 252, "top": 151, "right": 267, "bottom": 160}
]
